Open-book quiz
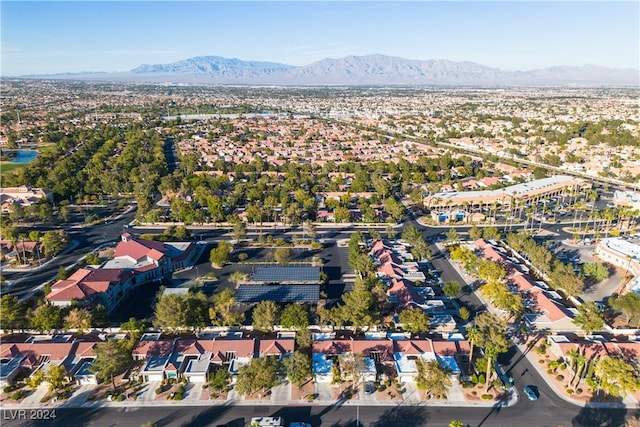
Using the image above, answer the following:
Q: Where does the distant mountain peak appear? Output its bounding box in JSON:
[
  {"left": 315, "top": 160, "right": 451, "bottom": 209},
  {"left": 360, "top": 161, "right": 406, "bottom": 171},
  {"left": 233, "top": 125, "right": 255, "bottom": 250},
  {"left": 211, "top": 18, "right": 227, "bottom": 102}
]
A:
[{"left": 22, "top": 54, "right": 640, "bottom": 86}]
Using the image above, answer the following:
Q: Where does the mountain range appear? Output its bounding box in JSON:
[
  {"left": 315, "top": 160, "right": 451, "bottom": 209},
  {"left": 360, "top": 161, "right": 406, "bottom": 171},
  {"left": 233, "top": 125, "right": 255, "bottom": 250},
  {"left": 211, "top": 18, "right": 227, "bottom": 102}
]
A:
[{"left": 20, "top": 54, "right": 640, "bottom": 86}]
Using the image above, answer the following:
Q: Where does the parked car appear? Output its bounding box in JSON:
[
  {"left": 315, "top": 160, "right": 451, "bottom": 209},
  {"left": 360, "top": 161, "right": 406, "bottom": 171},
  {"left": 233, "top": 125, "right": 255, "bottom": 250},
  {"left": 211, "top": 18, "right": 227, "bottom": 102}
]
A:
[
  {"left": 364, "top": 382, "right": 376, "bottom": 395},
  {"left": 523, "top": 385, "right": 538, "bottom": 401}
]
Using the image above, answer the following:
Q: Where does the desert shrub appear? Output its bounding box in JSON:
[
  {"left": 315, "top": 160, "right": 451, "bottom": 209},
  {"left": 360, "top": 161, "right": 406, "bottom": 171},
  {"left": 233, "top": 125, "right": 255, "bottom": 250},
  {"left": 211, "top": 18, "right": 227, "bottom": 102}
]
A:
[
  {"left": 556, "top": 375, "right": 564, "bottom": 381},
  {"left": 547, "top": 369, "right": 553, "bottom": 374},
  {"left": 462, "top": 382, "right": 474, "bottom": 389},
  {"left": 481, "top": 393, "right": 493, "bottom": 400},
  {"left": 155, "top": 386, "right": 164, "bottom": 394},
  {"left": 576, "top": 388, "right": 583, "bottom": 394},
  {"left": 538, "top": 359, "right": 545, "bottom": 364},
  {"left": 3, "top": 385, "right": 15, "bottom": 393},
  {"left": 567, "top": 389, "right": 574, "bottom": 394},
  {"left": 116, "top": 394, "right": 125, "bottom": 401},
  {"left": 11, "top": 390, "right": 25, "bottom": 400},
  {"left": 471, "top": 391, "right": 477, "bottom": 396},
  {"left": 40, "top": 396, "right": 49, "bottom": 403},
  {"left": 306, "top": 394, "right": 315, "bottom": 401}
]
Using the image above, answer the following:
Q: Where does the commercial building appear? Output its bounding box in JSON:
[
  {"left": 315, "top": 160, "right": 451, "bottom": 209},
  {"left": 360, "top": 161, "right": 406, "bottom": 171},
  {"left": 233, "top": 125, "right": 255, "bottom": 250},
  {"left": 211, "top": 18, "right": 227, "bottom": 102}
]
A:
[{"left": 423, "top": 175, "right": 588, "bottom": 211}]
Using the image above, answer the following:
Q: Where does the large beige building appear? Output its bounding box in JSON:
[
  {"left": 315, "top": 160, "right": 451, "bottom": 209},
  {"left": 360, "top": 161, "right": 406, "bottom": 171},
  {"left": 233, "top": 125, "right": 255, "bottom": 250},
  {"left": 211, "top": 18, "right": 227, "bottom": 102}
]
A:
[
  {"left": 423, "top": 175, "right": 588, "bottom": 210},
  {"left": 595, "top": 238, "right": 640, "bottom": 294}
]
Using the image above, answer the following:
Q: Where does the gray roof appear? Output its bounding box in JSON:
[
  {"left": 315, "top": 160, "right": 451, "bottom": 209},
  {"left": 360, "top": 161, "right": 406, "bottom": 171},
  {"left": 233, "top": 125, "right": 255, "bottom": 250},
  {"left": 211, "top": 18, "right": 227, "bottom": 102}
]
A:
[
  {"left": 250, "top": 266, "right": 321, "bottom": 284},
  {"left": 236, "top": 284, "right": 320, "bottom": 303}
]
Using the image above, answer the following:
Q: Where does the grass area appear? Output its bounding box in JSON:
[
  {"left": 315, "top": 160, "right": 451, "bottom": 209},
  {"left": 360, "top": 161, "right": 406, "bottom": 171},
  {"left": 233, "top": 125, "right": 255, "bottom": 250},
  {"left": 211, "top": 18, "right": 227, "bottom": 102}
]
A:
[{"left": 0, "top": 162, "right": 26, "bottom": 173}]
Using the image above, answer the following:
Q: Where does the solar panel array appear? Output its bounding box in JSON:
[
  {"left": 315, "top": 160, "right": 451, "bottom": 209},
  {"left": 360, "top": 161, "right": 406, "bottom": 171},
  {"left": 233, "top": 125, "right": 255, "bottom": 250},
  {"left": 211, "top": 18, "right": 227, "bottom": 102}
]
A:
[
  {"left": 236, "top": 284, "right": 320, "bottom": 303},
  {"left": 251, "top": 266, "right": 321, "bottom": 283}
]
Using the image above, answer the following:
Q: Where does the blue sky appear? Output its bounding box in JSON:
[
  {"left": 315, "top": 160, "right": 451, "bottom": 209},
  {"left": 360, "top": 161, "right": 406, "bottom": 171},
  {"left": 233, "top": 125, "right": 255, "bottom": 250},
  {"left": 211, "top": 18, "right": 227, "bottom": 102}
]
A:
[{"left": 1, "top": 1, "right": 638, "bottom": 76}]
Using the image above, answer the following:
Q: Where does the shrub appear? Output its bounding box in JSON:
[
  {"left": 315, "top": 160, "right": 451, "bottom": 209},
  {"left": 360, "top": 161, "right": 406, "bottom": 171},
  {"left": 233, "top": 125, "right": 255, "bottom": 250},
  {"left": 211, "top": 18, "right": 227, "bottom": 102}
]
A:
[
  {"left": 556, "top": 375, "right": 565, "bottom": 381},
  {"left": 576, "top": 388, "right": 583, "bottom": 394},
  {"left": 471, "top": 391, "right": 477, "bottom": 396},
  {"left": 155, "top": 386, "right": 164, "bottom": 394},
  {"left": 11, "top": 390, "right": 25, "bottom": 400},
  {"left": 377, "top": 385, "right": 386, "bottom": 392},
  {"left": 477, "top": 374, "right": 486, "bottom": 384},
  {"left": 462, "top": 382, "right": 474, "bottom": 389},
  {"left": 567, "top": 389, "right": 574, "bottom": 394},
  {"left": 306, "top": 394, "right": 315, "bottom": 401},
  {"left": 538, "top": 359, "right": 545, "bottom": 364},
  {"left": 116, "top": 394, "right": 125, "bottom": 402},
  {"left": 481, "top": 393, "right": 493, "bottom": 400},
  {"left": 3, "top": 385, "right": 15, "bottom": 393},
  {"left": 40, "top": 396, "right": 49, "bottom": 403},
  {"left": 547, "top": 369, "right": 554, "bottom": 374}
]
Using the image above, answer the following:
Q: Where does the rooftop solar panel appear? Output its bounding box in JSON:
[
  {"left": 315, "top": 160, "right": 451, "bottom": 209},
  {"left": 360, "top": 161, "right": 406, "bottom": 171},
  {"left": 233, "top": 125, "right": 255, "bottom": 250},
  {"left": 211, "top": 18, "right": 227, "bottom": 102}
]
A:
[
  {"left": 250, "top": 266, "right": 321, "bottom": 283},
  {"left": 236, "top": 285, "right": 320, "bottom": 303}
]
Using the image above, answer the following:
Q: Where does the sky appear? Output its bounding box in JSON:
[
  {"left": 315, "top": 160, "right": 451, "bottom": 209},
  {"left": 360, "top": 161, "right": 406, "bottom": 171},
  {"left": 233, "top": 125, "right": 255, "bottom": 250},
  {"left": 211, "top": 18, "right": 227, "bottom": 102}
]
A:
[{"left": 1, "top": 1, "right": 639, "bottom": 76}]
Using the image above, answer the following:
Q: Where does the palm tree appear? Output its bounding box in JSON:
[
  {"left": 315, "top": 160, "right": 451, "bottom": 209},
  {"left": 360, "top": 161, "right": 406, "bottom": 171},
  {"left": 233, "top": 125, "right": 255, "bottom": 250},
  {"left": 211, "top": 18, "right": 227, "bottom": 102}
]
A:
[
  {"left": 565, "top": 348, "right": 580, "bottom": 381},
  {"left": 466, "top": 326, "right": 481, "bottom": 374}
]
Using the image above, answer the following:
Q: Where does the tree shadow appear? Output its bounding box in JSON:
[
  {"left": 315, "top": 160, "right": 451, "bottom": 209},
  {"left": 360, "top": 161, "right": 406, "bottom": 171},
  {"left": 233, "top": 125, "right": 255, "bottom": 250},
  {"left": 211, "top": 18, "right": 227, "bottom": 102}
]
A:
[
  {"left": 571, "top": 395, "right": 628, "bottom": 427},
  {"left": 370, "top": 404, "right": 429, "bottom": 427},
  {"left": 179, "top": 402, "right": 237, "bottom": 427}
]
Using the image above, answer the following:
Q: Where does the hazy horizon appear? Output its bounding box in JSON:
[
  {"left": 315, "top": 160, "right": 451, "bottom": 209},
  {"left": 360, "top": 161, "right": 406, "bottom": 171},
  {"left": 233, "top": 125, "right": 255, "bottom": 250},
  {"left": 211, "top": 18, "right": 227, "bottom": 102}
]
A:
[{"left": 2, "top": 1, "right": 639, "bottom": 76}]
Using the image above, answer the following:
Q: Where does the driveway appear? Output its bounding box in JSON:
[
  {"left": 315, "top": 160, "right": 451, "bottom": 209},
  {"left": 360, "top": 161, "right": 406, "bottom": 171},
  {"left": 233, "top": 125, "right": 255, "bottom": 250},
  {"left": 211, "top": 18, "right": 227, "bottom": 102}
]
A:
[
  {"left": 314, "top": 382, "right": 333, "bottom": 401},
  {"left": 136, "top": 381, "right": 160, "bottom": 403}
]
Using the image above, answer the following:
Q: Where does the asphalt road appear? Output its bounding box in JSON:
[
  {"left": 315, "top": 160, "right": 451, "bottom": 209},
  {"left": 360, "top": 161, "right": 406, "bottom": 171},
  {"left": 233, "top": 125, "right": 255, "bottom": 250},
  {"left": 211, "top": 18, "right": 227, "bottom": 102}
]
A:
[
  {"left": 2, "top": 210, "right": 136, "bottom": 301},
  {"left": 0, "top": 398, "right": 632, "bottom": 427}
]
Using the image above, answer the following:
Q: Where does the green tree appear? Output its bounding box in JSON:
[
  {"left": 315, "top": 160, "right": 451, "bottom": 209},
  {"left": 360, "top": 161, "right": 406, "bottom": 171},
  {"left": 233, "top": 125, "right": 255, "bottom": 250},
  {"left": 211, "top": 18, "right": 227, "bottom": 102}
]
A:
[
  {"left": 31, "top": 303, "right": 64, "bottom": 332},
  {"left": 274, "top": 247, "right": 293, "bottom": 264},
  {"left": 445, "top": 227, "right": 460, "bottom": 245},
  {"left": 209, "top": 241, "right": 231, "bottom": 267},
  {"left": 235, "top": 356, "right": 280, "bottom": 397},
  {"left": 573, "top": 301, "right": 605, "bottom": 335},
  {"left": 42, "top": 230, "right": 68, "bottom": 257},
  {"left": 208, "top": 369, "right": 230, "bottom": 393},
  {"left": 338, "top": 289, "right": 378, "bottom": 329},
  {"left": 64, "top": 307, "right": 92, "bottom": 333},
  {"left": 474, "top": 312, "right": 510, "bottom": 388},
  {"left": 251, "top": 300, "right": 280, "bottom": 332},
  {"left": 582, "top": 262, "right": 609, "bottom": 282},
  {"left": 90, "top": 339, "right": 133, "bottom": 390},
  {"left": 468, "top": 225, "right": 482, "bottom": 240},
  {"left": 449, "top": 421, "right": 465, "bottom": 427},
  {"left": 91, "top": 304, "right": 109, "bottom": 328},
  {"left": 45, "top": 364, "right": 67, "bottom": 391},
  {"left": 416, "top": 359, "right": 452, "bottom": 398},
  {"left": 458, "top": 306, "right": 470, "bottom": 322},
  {"left": 443, "top": 280, "right": 461, "bottom": 298},
  {"left": 280, "top": 304, "right": 309, "bottom": 330},
  {"left": 609, "top": 292, "right": 640, "bottom": 327},
  {"left": 398, "top": 307, "right": 431, "bottom": 335},
  {"left": 284, "top": 351, "right": 312, "bottom": 388},
  {"left": 0, "top": 294, "right": 26, "bottom": 331},
  {"left": 209, "top": 289, "right": 245, "bottom": 326},
  {"left": 119, "top": 317, "right": 148, "bottom": 341},
  {"left": 593, "top": 356, "right": 640, "bottom": 398},
  {"left": 153, "top": 292, "right": 207, "bottom": 331}
]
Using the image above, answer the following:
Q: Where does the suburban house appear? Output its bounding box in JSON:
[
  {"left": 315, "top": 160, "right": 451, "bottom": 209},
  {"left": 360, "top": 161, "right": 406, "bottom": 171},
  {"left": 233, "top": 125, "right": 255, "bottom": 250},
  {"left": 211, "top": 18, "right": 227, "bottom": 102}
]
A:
[
  {"left": 0, "top": 337, "right": 98, "bottom": 386},
  {"left": 473, "top": 239, "right": 576, "bottom": 331},
  {"left": 311, "top": 335, "right": 469, "bottom": 384},
  {"left": 46, "top": 234, "right": 197, "bottom": 311},
  {"left": 0, "top": 186, "right": 53, "bottom": 213},
  {"left": 547, "top": 335, "right": 640, "bottom": 380},
  {"left": 135, "top": 335, "right": 257, "bottom": 384}
]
